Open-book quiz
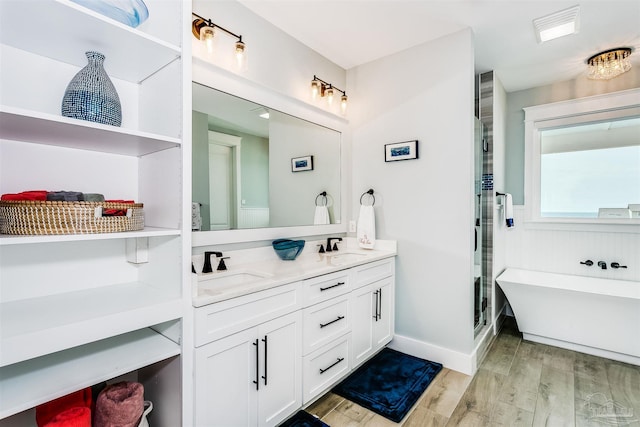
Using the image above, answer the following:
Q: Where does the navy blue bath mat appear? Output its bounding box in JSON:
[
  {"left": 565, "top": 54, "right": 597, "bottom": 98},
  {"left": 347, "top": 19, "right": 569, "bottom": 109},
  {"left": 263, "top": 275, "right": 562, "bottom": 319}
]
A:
[
  {"left": 279, "top": 410, "right": 329, "bottom": 427},
  {"left": 332, "top": 347, "right": 443, "bottom": 422}
]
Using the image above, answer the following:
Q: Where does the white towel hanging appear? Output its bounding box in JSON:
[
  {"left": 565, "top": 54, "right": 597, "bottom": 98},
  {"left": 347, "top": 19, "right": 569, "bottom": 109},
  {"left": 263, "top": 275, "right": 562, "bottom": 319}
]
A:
[
  {"left": 313, "top": 206, "right": 330, "bottom": 225},
  {"left": 357, "top": 205, "right": 376, "bottom": 249},
  {"left": 504, "top": 193, "right": 514, "bottom": 228}
]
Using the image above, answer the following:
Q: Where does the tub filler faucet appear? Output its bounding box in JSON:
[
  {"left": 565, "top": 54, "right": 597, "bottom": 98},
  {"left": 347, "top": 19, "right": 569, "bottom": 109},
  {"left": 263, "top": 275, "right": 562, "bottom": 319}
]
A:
[{"left": 597, "top": 261, "right": 607, "bottom": 270}]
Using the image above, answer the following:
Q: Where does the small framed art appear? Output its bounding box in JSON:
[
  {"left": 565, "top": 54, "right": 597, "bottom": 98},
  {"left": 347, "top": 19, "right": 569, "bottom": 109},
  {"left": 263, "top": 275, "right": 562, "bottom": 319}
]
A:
[
  {"left": 385, "top": 140, "right": 419, "bottom": 162},
  {"left": 291, "top": 155, "right": 314, "bottom": 172}
]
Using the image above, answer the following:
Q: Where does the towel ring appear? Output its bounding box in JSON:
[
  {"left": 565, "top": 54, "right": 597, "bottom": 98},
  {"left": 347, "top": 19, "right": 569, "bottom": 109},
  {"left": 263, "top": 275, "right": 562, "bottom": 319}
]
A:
[
  {"left": 315, "top": 191, "right": 328, "bottom": 206},
  {"left": 360, "top": 189, "right": 375, "bottom": 206}
]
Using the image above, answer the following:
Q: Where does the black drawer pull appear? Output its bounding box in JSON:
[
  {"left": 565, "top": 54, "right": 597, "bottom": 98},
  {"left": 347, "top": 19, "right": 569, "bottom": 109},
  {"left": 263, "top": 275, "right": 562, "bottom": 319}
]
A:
[
  {"left": 320, "top": 281, "right": 345, "bottom": 292},
  {"left": 319, "top": 357, "right": 344, "bottom": 374},
  {"left": 320, "top": 315, "right": 345, "bottom": 328}
]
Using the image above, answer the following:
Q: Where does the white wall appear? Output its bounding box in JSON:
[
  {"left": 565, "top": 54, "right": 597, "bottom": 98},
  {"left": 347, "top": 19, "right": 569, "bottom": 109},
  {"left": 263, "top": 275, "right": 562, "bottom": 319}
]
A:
[
  {"left": 498, "top": 72, "right": 640, "bottom": 288},
  {"left": 192, "top": 0, "right": 345, "bottom": 116},
  {"left": 348, "top": 29, "right": 476, "bottom": 372}
]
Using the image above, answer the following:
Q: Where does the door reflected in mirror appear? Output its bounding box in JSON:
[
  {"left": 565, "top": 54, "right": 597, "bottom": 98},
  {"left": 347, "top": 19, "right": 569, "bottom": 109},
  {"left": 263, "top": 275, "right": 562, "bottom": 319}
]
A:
[
  {"left": 192, "top": 82, "right": 341, "bottom": 231},
  {"left": 540, "top": 116, "right": 640, "bottom": 219}
]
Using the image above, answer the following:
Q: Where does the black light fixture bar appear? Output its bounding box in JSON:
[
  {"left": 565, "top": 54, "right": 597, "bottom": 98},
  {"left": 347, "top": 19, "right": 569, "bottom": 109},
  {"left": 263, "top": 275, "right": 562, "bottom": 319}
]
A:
[
  {"left": 192, "top": 12, "right": 243, "bottom": 43},
  {"left": 312, "top": 75, "right": 346, "bottom": 96}
]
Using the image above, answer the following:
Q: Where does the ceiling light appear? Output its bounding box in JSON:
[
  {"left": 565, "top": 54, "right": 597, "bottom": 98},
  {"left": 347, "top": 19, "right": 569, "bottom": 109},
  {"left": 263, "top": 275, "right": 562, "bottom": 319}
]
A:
[
  {"left": 310, "top": 75, "right": 348, "bottom": 114},
  {"left": 192, "top": 13, "right": 246, "bottom": 68},
  {"left": 259, "top": 109, "right": 270, "bottom": 119},
  {"left": 533, "top": 5, "right": 580, "bottom": 43},
  {"left": 586, "top": 48, "right": 633, "bottom": 80}
]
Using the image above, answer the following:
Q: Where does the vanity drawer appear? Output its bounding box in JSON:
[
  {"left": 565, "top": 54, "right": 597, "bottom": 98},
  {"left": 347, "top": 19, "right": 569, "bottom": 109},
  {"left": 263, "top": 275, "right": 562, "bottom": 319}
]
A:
[
  {"left": 302, "top": 334, "right": 351, "bottom": 404},
  {"left": 351, "top": 258, "right": 394, "bottom": 289},
  {"left": 302, "top": 270, "right": 350, "bottom": 307},
  {"left": 302, "top": 295, "right": 350, "bottom": 355},
  {"left": 194, "top": 282, "right": 300, "bottom": 347}
]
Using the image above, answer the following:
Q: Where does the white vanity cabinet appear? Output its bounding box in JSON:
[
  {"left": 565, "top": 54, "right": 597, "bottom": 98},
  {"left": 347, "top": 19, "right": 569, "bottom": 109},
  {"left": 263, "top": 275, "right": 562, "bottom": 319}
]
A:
[
  {"left": 192, "top": 253, "right": 396, "bottom": 422},
  {"left": 0, "top": 1, "right": 189, "bottom": 425},
  {"left": 195, "top": 311, "right": 302, "bottom": 427},
  {"left": 351, "top": 259, "right": 395, "bottom": 368},
  {"left": 193, "top": 283, "right": 302, "bottom": 427}
]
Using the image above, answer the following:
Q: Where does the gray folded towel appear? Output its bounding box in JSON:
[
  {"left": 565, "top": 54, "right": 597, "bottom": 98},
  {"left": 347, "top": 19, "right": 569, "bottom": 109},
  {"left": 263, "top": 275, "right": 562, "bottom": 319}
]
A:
[
  {"left": 46, "top": 191, "right": 84, "bottom": 201},
  {"left": 83, "top": 193, "right": 105, "bottom": 202}
]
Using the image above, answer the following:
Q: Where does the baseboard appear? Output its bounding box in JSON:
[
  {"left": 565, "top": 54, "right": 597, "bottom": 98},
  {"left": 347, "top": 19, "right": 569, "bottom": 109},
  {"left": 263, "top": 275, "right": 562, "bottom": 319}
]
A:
[{"left": 388, "top": 335, "right": 474, "bottom": 375}]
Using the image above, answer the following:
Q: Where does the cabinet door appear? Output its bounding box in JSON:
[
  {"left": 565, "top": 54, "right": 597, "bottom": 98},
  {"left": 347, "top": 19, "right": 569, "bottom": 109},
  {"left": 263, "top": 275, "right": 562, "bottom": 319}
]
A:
[
  {"left": 257, "top": 311, "right": 302, "bottom": 427},
  {"left": 373, "top": 277, "right": 394, "bottom": 348},
  {"left": 351, "top": 284, "right": 375, "bottom": 367},
  {"left": 195, "top": 328, "right": 258, "bottom": 427},
  {"left": 351, "top": 276, "right": 395, "bottom": 367}
]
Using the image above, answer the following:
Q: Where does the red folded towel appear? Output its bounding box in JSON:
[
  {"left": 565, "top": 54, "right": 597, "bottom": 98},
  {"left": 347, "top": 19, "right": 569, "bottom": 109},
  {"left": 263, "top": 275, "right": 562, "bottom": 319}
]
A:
[
  {"left": 36, "top": 388, "right": 92, "bottom": 427},
  {"left": 43, "top": 407, "right": 91, "bottom": 427},
  {"left": 94, "top": 382, "right": 144, "bottom": 427},
  {"left": 1, "top": 190, "right": 48, "bottom": 201}
]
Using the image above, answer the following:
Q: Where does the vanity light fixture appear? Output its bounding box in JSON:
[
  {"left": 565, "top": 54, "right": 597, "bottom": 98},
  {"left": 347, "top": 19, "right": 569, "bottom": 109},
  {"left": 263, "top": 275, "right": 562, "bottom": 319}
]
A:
[
  {"left": 533, "top": 5, "right": 580, "bottom": 43},
  {"left": 192, "top": 12, "right": 246, "bottom": 67},
  {"left": 311, "top": 75, "right": 348, "bottom": 113},
  {"left": 586, "top": 48, "right": 633, "bottom": 80}
]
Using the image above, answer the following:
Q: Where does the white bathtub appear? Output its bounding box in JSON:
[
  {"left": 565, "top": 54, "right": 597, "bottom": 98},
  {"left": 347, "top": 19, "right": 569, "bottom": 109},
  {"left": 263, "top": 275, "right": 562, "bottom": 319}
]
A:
[{"left": 496, "top": 268, "right": 640, "bottom": 366}]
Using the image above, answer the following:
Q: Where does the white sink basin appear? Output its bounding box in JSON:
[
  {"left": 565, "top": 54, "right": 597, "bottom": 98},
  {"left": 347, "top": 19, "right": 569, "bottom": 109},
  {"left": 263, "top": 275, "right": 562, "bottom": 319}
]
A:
[
  {"left": 198, "top": 270, "right": 273, "bottom": 295},
  {"left": 329, "top": 252, "right": 369, "bottom": 266}
]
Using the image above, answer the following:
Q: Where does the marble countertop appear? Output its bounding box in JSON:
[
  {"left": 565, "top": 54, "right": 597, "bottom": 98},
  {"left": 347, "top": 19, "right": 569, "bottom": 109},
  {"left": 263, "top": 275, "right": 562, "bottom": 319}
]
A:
[{"left": 192, "top": 238, "right": 396, "bottom": 307}]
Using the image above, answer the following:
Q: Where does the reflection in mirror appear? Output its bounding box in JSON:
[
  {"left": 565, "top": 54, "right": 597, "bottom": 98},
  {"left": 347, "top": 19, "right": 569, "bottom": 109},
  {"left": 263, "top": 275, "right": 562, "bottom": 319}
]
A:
[
  {"left": 540, "top": 117, "right": 640, "bottom": 219},
  {"left": 192, "top": 82, "right": 341, "bottom": 231}
]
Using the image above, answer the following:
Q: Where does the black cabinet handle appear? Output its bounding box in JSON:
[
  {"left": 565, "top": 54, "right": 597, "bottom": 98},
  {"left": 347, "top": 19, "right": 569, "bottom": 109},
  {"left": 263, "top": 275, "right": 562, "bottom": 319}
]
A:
[
  {"left": 319, "top": 357, "right": 344, "bottom": 374},
  {"left": 320, "top": 316, "right": 345, "bottom": 328},
  {"left": 261, "top": 335, "right": 268, "bottom": 386},
  {"left": 320, "top": 281, "right": 345, "bottom": 291},
  {"left": 373, "top": 289, "right": 380, "bottom": 321},
  {"left": 377, "top": 288, "right": 382, "bottom": 321},
  {"left": 252, "top": 339, "right": 259, "bottom": 390}
]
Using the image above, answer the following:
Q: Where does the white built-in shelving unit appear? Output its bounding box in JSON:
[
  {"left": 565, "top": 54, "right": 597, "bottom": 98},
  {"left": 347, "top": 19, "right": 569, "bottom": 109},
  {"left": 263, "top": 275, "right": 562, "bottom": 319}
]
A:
[{"left": 0, "top": 0, "right": 190, "bottom": 425}]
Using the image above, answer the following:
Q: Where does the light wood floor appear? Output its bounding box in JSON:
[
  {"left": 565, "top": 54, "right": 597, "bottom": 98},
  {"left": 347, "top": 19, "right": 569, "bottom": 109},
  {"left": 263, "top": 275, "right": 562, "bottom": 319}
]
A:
[{"left": 305, "top": 318, "right": 640, "bottom": 426}]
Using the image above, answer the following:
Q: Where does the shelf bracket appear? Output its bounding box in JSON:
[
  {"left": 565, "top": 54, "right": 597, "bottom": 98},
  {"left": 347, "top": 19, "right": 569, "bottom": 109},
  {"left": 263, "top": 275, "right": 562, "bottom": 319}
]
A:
[{"left": 126, "top": 237, "right": 149, "bottom": 264}]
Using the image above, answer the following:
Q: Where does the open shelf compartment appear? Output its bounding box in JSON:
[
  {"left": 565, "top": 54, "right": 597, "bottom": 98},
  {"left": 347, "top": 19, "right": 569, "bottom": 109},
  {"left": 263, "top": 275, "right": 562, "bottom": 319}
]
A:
[
  {"left": 0, "top": 0, "right": 180, "bottom": 84},
  {"left": 1, "top": 282, "right": 183, "bottom": 367},
  {"left": 0, "top": 328, "right": 180, "bottom": 419},
  {"left": 0, "top": 106, "right": 181, "bottom": 157}
]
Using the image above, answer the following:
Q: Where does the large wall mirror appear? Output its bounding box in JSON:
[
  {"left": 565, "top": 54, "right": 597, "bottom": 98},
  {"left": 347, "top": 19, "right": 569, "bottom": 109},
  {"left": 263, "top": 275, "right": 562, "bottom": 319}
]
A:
[
  {"left": 192, "top": 82, "right": 342, "bottom": 235},
  {"left": 524, "top": 88, "right": 640, "bottom": 228}
]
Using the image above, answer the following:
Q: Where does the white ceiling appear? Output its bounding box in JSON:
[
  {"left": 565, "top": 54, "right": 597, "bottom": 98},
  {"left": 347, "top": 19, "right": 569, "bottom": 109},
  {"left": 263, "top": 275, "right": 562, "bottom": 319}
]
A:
[{"left": 238, "top": 0, "right": 640, "bottom": 92}]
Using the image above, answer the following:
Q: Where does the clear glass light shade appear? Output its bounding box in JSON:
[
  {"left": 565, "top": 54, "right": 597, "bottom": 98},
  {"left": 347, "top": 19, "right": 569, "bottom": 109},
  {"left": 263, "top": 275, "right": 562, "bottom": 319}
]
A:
[
  {"left": 587, "top": 49, "right": 632, "bottom": 80},
  {"left": 311, "top": 80, "right": 320, "bottom": 99},
  {"left": 235, "top": 40, "right": 246, "bottom": 68},
  {"left": 340, "top": 94, "right": 348, "bottom": 113},
  {"left": 200, "top": 26, "right": 215, "bottom": 53},
  {"left": 326, "top": 87, "right": 334, "bottom": 105}
]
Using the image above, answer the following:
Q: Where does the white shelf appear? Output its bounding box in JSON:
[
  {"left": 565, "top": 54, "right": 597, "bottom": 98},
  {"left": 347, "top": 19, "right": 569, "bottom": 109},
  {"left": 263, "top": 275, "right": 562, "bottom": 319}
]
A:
[
  {"left": 0, "top": 328, "right": 180, "bottom": 419},
  {"left": 0, "top": 0, "right": 180, "bottom": 84},
  {"left": 0, "top": 227, "right": 180, "bottom": 246},
  {"left": 0, "top": 106, "right": 181, "bottom": 156},
  {"left": 1, "top": 282, "right": 183, "bottom": 367}
]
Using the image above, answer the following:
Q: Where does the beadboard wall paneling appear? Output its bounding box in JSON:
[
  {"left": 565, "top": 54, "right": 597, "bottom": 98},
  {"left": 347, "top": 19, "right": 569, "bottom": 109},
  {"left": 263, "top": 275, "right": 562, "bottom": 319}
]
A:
[{"left": 503, "top": 206, "right": 640, "bottom": 281}]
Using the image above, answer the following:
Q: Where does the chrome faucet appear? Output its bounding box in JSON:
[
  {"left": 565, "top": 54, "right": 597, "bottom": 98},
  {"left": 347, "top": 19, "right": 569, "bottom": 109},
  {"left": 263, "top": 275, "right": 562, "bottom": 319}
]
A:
[
  {"left": 326, "top": 237, "right": 343, "bottom": 252},
  {"left": 597, "top": 261, "right": 607, "bottom": 270}
]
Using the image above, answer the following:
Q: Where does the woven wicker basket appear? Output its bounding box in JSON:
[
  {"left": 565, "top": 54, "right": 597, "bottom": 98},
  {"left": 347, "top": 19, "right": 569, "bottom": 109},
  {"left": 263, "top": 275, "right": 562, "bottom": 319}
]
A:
[{"left": 0, "top": 201, "right": 144, "bottom": 235}]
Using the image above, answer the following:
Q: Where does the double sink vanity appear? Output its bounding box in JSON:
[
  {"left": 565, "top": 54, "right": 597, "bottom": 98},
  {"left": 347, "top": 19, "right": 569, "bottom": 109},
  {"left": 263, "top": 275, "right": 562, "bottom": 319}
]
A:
[{"left": 191, "top": 238, "right": 397, "bottom": 426}]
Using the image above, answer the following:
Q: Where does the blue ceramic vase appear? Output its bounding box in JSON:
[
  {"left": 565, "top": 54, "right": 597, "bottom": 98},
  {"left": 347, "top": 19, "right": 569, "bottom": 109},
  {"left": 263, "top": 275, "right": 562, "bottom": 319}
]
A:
[{"left": 61, "top": 51, "right": 122, "bottom": 127}]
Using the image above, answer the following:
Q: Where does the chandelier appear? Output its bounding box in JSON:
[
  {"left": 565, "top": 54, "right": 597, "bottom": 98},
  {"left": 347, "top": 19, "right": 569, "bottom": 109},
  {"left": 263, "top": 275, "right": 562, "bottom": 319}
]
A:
[{"left": 586, "top": 48, "right": 632, "bottom": 80}]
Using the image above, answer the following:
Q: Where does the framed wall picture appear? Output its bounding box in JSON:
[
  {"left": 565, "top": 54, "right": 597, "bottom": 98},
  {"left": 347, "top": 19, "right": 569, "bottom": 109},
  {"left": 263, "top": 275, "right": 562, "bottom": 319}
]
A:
[
  {"left": 291, "top": 155, "right": 314, "bottom": 172},
  {"left": 385, "top": 140, "right": 419, "bottom": 162}
]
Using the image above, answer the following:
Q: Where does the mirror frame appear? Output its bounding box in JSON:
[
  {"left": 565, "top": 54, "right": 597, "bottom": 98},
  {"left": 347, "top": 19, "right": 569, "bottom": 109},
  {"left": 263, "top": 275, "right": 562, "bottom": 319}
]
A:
[
  {"left": 192, "top": 58, "right": 349, "bottom": 246},
  {"left": 524, "top": 87, "right": 640, "bottom": 232}
]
